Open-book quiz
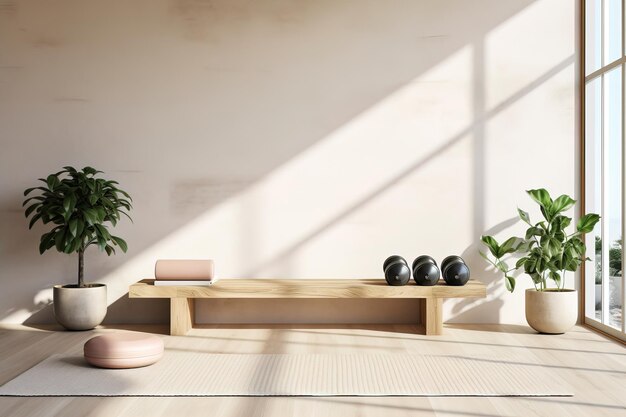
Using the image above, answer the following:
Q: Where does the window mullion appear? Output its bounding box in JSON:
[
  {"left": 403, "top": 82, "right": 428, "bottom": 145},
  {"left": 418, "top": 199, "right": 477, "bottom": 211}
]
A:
[
  {"left": 622, "top": 61, "right": 626, "bottom": 333},
  {"left": 602, "top": 0, "right": 606, "bottom": 66},
  {"left": 622, "top": 0, "right": 626, "bottom": 333},
  {"left": 602, "top": 71, "right": 610, "bottom": 325}
]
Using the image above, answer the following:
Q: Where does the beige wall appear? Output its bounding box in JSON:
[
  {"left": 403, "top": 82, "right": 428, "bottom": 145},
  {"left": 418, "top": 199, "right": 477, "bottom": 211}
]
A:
[{"left": 0, "top": 0, "right": 579, "bottom": 325}]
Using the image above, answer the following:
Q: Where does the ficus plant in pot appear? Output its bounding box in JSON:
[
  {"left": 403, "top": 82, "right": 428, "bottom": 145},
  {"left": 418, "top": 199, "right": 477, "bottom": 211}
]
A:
[
  {"left": 480, "top": 189, "right": 600, "bottom": 334},
  {"left": 24, "top": 166, "right": 132, "bottom": 330}
]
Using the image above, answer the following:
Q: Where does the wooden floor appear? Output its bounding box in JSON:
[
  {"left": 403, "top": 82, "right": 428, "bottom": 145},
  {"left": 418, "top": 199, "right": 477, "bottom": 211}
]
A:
[{"left": 0, "top": 323, "right": 625, "bottom": 417}]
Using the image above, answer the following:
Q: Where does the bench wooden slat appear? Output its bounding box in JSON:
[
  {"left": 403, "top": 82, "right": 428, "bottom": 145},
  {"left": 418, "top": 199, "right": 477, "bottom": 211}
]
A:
[{"left": 129, "top": 279, "right": 486, "bottom": 299}]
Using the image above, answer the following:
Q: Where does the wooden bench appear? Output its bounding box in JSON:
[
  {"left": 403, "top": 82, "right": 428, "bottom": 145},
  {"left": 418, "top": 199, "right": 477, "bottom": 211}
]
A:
[{"left": 129, "top": 279, "right": 486, "bottom": 336}]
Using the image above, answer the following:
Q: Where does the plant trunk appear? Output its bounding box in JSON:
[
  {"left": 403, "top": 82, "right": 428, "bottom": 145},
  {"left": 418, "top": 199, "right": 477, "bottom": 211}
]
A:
[{"left": 78, "top": 249, "right": 85, "bottom": 287}]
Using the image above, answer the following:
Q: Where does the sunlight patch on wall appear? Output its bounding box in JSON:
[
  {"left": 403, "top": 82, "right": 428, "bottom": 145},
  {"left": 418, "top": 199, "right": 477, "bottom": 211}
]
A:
[{"left": 91, "top": 46, "right": 475, "bottom": 306}]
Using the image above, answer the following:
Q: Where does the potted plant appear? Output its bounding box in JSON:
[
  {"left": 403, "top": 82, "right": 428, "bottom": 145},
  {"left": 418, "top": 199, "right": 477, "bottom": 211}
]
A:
[
  {"left": 480, "top": 189, "right": 600, "bottom": 334},
  {"left": 23, "top": 166, "right": 132, "bottom": 330}
]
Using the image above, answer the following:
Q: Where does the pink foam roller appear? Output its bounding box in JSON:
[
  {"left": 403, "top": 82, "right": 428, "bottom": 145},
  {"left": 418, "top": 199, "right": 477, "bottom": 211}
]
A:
[{"left": 154, "top": 259, "right": 215, "bottom": 280}]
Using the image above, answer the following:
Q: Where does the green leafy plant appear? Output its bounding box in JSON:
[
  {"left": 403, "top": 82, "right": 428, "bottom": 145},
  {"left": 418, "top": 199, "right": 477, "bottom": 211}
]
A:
[
  {"left": 594, "top": 236, "right": 623, "bottom": 283},
  {"left": 608, "top": 239, "right": 622, "bottom": 276},
  {"left": 23, "top": 166, "right": 132, "bottom": 287},
  {"left": 480, "top": 189, "right": 600, "bottom": 292}
]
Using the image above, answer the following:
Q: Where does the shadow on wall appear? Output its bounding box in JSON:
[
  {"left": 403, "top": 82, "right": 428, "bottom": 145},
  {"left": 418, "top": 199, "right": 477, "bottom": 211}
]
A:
[
  {"left": 451, "top": 218, "right": 518, "bottom": 323},
  {"left": 0, "top": 0, "right": 576, "bottom": 325}
]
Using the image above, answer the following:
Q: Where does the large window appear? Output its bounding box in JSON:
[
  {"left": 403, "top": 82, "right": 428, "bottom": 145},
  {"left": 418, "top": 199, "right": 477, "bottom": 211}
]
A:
[{"left": 584, "top": 0, "right": 626, "bottom": 339}]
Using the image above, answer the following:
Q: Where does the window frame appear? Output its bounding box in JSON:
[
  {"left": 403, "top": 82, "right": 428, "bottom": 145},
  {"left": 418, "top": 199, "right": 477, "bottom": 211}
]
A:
[{"left": 582, "top": 0, "right": 626, "bottom": 342}]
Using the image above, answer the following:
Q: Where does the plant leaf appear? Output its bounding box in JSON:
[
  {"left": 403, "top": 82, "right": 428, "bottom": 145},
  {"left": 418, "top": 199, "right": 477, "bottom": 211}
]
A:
[
  {"left": 94, "top": 224, "right": 111, "bottom": 240},
  {"left": 497, "top": 243, "right": 515, "bottom": 258},
  {"left": 96, "top": 207, "right": 106, "bottom": 222},
  {"left": 516, "top": 239, "right": 535, "bottom": 253},
  {"left": 496, "top": 260, "right": 509, "bottom": 272},
  {"left": 22, "top": 196, "right": 44, "bottom": 206},
  {"left": 46, "top": 174, "right": 59, "bottom": 190},
  {"left": 111, "top": 235, "right": 128, "bottom": 252},
  {"left": 504, "top": 275, "right": 516, "bottom": 292},
  {"left": 497, "top": 237, "right": 522, "bottom": 258},
  {"left": 54, "top": 228, "right": 65, "bottom": 252},
  {"left": 481, "top": 235, "right": 500, "bottom": 258},
  {"left": 550, "top": 195, "right": 576, "bottom": 215},
  {"left": 68, "top": 218, "right": 78, "bottom": 237},
  {"left": 63, "top": 193, "right": 77, "bottom": 216},
  {"left": 83, "top": 208, "right": 98, "bottom": 225},
  {"left": 529, "top": 272, "right": 543, "bottom": 284},
  {"left": 69, "top": 236, "right": 82, "bottom": 253},
  {"left": 577, "top": 213, "right": 601, "bottom": 233},
  {"left": 28, "top": 212, "right": 43, "bottom": 229},
  {"left": 527, "top": 188, "right": 553, "bottom": 209},
  {"left": 24, "top": 203, "right": 40, "bottom": 218},
  {"left": 96, "top": 235, "right": 106, "bottom": 251},
  {"left": 549, "top": 271, "right": 561, "bottom": 287},
  {"left": 541, "top": 235, "right": 562, "bottom": 258},
  {"left": 38, "top": 232, "right": 55, "bottom": 254},
  {"left": 518, "top": 208, "right": 531, "bottom": 225},
  {"left": 75, "top": 219, "right": 84, "bottom": 237},
  {"left": 551, "top": 215, "right": 571, "bottom": 233},
  {"left": 525, "top": 226, "right": 545, "bottom": 239},
  {"left": 83, "top": 166, "right": 101, "bottom": 176},
  {"left": 524, "top": 257, "right": 537, "bottom": 273}
]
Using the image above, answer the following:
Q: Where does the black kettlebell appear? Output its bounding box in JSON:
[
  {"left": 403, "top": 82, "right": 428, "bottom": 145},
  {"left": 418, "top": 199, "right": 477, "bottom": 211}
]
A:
[
  {"left": 383, "top": 255, "right": 411, "bottom": 286},
  {"left": 441, "top": 255, "right": 470, "bottom": 286},
  {"left": 412, "top": 255, "right": 440, "bottom": 286}
]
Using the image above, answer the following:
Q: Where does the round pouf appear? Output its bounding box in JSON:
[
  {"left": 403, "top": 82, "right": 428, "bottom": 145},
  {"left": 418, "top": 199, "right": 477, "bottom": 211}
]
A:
[{"left": 84, "top": 332, "right": 164, "bottom": 369}]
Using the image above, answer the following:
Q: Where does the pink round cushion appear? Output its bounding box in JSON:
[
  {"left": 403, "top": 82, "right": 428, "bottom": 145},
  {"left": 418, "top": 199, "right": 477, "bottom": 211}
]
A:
[{"left": 84, "top": 332, "right": 164, "bottom": 369}]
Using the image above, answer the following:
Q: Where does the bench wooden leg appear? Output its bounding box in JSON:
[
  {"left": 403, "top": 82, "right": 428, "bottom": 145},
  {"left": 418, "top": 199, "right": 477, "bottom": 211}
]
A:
[
  {"left": 421, "top": 297, "right": 443, "bottom": 335},
  {"left": 170, "top": 298, "right": 194, "bottom": 336}
]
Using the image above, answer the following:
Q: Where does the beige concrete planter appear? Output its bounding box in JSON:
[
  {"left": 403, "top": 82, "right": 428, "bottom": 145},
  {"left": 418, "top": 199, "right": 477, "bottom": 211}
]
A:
[
  {"left": 525, "top": 288, "right": 577, "bottom": 334},
  {"left": 53, "top": 284, "right": 107, "bottom": 330}
]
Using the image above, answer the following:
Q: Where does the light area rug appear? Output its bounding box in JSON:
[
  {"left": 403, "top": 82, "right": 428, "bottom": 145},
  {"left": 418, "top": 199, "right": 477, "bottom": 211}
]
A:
[{"left": 0, "top": 352, "right": 571, "bottom": 397}]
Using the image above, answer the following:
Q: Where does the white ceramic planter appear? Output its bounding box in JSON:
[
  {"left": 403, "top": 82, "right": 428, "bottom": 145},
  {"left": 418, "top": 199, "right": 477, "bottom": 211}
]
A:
[
  {"left": 53, "top": 284, "right": 107, "bottom": 330},
  {"left": 525, "top": 288, "right": 577, "bottom": 334}
]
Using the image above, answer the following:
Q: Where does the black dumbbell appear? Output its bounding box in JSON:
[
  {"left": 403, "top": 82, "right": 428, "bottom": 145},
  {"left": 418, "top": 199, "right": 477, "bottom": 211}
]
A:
[
  {"left": 383, "top": 255, "right": 411, "bottom": 286},
  {"left": 412, "top": 255, "right": 440, "bottom": 286},
  {"left": 441, "top": 255, "right": 470, "bottom": 286}
]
